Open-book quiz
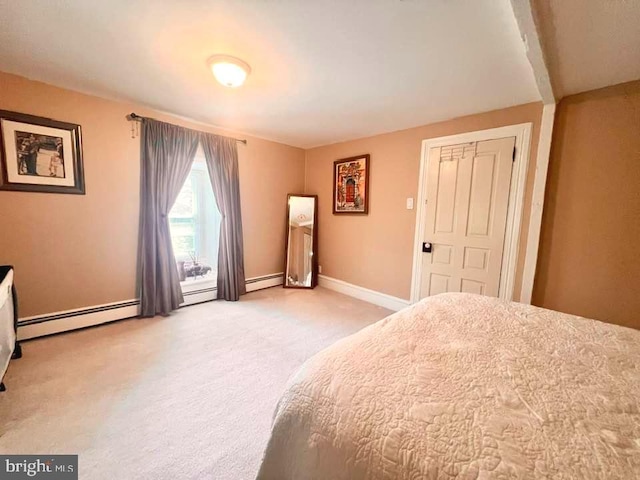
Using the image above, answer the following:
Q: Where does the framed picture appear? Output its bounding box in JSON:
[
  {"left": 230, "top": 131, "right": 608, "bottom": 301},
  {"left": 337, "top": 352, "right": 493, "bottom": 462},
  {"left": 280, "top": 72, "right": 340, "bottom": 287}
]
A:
[
  {"left": 0, "top": 110, "right": 85, "bottom": 194},
  {"left": 333, "top": 154, "right": 369, "bottom": 214}
]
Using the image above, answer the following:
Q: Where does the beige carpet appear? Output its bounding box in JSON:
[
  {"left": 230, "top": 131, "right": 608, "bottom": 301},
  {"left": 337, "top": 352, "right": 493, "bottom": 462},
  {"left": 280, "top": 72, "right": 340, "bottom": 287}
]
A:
[{"left": 0, "top": 287, "right": 391, "bottom": 479}]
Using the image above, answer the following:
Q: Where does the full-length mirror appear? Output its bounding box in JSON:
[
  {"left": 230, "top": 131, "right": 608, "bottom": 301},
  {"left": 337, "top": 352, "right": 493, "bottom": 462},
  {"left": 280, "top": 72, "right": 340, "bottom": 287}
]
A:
[{"left": 284, "top": 194, "right": 318, "bottom": 288}]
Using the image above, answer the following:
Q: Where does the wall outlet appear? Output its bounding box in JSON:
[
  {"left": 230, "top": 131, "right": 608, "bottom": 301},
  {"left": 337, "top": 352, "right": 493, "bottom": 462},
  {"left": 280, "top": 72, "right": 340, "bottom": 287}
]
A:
[
  {"left": 406, "top": 197, "right": 414, "bottom": 210},
  {"left": 318, "top": 265, "right": 322, "bottom": 274}
]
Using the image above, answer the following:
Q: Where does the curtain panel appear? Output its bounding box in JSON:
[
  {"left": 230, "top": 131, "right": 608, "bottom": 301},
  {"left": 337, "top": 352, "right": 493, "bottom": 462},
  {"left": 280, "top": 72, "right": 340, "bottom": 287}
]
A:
[
  {"left": 138, "top": 119, "right": 200, "bottom": 316},
  {"left": 137, "top": 118, "right": 247, "bottom": 316},
  {"left": 200, "top": 133, "right": 247, "bottom": 301}
]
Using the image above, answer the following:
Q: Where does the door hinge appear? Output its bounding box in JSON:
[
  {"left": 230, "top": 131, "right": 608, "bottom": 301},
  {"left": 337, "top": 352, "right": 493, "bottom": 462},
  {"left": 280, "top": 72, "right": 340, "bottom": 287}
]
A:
[{"left": 512, "top": 147, "right": 516, "bottom": 162}]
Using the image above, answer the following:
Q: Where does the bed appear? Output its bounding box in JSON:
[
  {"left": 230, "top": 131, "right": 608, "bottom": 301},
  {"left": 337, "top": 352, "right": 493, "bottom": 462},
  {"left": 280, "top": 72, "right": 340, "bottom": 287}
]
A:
[{"left": 256, "top": 293, "right": 640, "bottom": 479}]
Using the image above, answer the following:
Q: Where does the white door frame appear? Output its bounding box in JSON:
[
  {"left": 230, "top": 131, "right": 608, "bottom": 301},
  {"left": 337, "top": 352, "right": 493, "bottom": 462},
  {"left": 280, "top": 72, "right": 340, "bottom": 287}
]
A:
[{"left": 410, "top": 123, "right": 533, "bottom": 303}]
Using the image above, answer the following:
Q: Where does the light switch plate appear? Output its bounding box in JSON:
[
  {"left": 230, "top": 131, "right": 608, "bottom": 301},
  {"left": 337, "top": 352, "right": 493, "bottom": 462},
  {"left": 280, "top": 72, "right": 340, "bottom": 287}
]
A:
[{"left": 406, "top": 197, "right": 414, "bottom": 210}]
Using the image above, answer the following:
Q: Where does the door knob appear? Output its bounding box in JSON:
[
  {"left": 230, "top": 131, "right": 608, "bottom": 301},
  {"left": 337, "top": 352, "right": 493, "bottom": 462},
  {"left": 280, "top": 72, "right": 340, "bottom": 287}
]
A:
[{"left": 422, "top": 242, "right": 432, "bottom": 253}]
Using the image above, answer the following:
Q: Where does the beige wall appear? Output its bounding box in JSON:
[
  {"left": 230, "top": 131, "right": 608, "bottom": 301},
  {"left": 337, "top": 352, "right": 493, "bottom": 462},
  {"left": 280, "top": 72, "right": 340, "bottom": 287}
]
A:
[
  {"left": 6, "top": 70, "right": 635, "bottom": 327},
  {"left": 533, "top": 81, "right": 640, "bottom": 329},
  {"left": 0, "top": 72, "right": 304, "bottom": 317},
  {"left": 304, "top": 103, "right": 543, "bottom": 300}
]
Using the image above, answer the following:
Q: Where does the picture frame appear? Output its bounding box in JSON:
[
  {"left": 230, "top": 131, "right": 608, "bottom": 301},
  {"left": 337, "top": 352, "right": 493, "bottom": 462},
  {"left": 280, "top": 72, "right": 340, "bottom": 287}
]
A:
[
  {"left": 0, "top": 110, "right": 85, "bottom": 194},
  {"left": 333, "top": 154, "right": 369, "bottom": 214}
]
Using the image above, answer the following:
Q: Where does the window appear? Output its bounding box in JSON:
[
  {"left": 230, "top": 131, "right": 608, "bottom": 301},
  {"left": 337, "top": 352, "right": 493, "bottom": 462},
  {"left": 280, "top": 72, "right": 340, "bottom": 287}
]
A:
[{"left": 169, "top": 146, "right": 221, "bottom": 283}]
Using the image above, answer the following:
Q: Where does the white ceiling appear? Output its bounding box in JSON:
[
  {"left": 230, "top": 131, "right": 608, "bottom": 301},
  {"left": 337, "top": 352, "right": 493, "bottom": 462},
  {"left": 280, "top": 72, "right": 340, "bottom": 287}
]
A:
[
  {"left": 534, "top": 0, "right": 640, "bottom": 98},
  {"left": 0, "top": 0, "right": 540, "bottom": 148},
  {"left": 289, "top": 196, "right": 315, "bottom": 227}
]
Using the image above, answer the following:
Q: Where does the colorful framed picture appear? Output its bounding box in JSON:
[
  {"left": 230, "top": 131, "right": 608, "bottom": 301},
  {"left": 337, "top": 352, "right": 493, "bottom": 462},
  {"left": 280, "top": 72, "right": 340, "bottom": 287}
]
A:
[
  {"left": 333, "top": 154, "right": 369, "bottom": 214},
  {"left": 0, "top": 110, "right": 85, "bottom": 194}
]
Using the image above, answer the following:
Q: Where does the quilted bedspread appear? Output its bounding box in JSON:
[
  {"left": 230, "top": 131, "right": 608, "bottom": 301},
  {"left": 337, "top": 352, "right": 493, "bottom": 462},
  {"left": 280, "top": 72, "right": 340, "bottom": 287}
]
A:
[{"left": 256, "top": 293, "right": 640, "bottom": 479}]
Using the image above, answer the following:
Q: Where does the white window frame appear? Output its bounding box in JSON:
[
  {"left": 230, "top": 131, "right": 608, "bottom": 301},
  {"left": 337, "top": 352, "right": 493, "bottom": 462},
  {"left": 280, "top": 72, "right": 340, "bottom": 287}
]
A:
[{"left": 168, "top": 147, "right": 220, "bottom": 297}]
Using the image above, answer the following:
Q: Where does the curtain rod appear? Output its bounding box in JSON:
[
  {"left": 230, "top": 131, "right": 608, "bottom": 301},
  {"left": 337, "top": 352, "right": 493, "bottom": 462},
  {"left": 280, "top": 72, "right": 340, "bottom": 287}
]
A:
[{"left": 126, "top": 112, "right": 248, "bottom": 145}]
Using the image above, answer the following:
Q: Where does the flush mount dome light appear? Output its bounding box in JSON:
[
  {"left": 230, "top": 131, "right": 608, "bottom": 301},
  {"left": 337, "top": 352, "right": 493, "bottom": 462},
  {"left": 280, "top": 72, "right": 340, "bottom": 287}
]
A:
[{"left": 207, "top": 55, "right": 251, "bottom": 88}]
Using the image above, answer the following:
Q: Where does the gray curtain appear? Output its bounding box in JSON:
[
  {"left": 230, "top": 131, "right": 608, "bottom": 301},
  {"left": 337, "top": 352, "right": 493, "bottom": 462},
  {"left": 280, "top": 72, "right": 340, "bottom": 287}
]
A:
[
  {"left": 138, "top": 119, "right": 200, "bottom": 316},
  {"left": 200, "top": 133, "right": 246, "bottom": 300}
]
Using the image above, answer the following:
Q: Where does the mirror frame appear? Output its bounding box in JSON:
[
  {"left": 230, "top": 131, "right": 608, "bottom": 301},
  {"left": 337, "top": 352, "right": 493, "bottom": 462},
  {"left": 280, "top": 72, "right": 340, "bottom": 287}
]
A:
[{"left": 283, "top": 194, "right": 318, "bottom": 289}]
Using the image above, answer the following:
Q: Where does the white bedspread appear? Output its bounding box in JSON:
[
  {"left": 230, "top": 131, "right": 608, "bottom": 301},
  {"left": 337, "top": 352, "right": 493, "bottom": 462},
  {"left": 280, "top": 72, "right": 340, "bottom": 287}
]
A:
[{"left": 256, "top": 293, "right": 640, "bottom": 479}]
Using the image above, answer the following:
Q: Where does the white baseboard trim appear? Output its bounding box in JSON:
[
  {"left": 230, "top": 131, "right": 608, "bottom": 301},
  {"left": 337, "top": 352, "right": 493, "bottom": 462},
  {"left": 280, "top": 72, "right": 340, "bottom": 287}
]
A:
[
  {"left": 318, "top": 275, "right": 411, "bottom": 312},
  {"left": 17, "top": 272, "right": 284, "bottom": 340}
]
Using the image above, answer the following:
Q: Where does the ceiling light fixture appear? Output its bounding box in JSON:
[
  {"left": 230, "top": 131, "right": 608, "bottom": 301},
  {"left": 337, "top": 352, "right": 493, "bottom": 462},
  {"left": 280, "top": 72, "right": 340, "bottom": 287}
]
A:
[{"left": 207, "top": 55, "right": 251, "bottom": 88}]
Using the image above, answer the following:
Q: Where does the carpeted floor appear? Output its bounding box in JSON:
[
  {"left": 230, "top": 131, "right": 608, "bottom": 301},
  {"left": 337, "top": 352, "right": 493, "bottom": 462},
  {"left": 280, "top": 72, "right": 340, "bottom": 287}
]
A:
[{"left": 0, "top": 287, "right": 391, "bottom": 479}]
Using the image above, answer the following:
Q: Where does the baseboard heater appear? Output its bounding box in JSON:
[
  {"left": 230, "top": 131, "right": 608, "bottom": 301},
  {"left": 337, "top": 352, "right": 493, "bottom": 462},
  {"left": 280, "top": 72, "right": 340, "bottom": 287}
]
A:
[{"left": 17, "top": 272, "right": 284, "bottom": 341}]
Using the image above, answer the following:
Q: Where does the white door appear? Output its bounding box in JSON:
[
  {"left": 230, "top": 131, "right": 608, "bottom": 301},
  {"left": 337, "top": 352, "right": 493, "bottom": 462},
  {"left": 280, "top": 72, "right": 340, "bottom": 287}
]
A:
[{"left": 419, "top": 137, "right": 515, "bottom": 299}]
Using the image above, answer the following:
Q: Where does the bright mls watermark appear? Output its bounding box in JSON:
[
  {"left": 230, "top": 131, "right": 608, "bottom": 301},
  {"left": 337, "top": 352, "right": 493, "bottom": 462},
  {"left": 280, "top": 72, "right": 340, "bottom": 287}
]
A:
[{"left": 0, "top": 456, "right": 77, "bottom": 479}]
